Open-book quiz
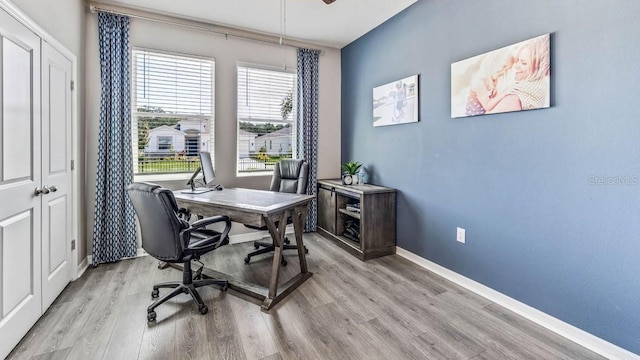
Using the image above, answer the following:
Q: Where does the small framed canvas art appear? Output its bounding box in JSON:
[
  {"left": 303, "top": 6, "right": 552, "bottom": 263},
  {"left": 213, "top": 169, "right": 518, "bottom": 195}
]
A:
[{"left": 373, "top": 75, "right": 419, "bottom": 127}]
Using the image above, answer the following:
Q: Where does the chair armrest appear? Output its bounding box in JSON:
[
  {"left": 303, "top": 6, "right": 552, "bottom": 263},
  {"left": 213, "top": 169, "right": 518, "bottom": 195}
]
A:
[
  {"left": 191, "top": 215, "right": 230, "bottom": 229},
  {"left": 181, "top": 215, "right": 232, "bottom": 252}
]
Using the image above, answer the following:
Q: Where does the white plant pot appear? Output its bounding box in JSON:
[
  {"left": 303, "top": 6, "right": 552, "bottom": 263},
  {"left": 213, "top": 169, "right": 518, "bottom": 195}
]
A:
[{"left": 342, "top": 174, "right": 358, "bottom": 185}]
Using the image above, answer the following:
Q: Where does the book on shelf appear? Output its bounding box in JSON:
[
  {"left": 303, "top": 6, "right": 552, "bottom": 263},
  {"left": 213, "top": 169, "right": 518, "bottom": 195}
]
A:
[
  {"left": 344, "top": 219, "right": 360, "bottom": 242},
  {"left": 345, "top": 203, "right": 361, "bottom": 213}
]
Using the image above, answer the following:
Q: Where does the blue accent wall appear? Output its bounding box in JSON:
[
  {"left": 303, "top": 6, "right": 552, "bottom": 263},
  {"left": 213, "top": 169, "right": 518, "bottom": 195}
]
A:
[{"left": 341, "top": 0, "right": 640, "bottom": 354}]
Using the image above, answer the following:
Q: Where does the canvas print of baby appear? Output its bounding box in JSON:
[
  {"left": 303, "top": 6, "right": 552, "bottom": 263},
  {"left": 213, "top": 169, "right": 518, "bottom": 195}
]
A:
[{"left": 451, "top": 33, "right": 550, "bottom": 118}]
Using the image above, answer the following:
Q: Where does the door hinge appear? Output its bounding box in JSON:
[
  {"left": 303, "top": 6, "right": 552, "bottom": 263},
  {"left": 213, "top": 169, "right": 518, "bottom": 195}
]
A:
[
  {"left": 70, "top": 80, "right": 75, "bottom": 91},
  {"left": 71, "top": 160, "right": 75, "bottom": 170},
  {"left": 71, "top": 239, "right": 76, "bottom": 251}
]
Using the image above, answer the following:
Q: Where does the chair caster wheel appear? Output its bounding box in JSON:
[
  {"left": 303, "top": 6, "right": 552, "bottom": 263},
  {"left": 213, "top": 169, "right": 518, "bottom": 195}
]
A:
[
  {"left": 199, "top": 305, "right": 208, "bottom": 315},
  {"left": 254, "top": 243, "right": 260, "bottom": 249},
  {"left": 304, "top": 247, "right": 309, "bottom": 254},
  {"left": 244, "top": 256, "right": 251, "bottom": 264},
  {"left": 281, "top": 259, "right": 287, "bottom": 267},
  {"left": 284, "top": 238, "right": 291, "bottom": 245},
  {"left": 221, "top": 284, "right": 228, "bottom": 292},
  {"left": 151, "top": 289, "right": 159, "bottom": 298},
  {"left": 147, "top": 311, "right": 157, "bottom": 322}
]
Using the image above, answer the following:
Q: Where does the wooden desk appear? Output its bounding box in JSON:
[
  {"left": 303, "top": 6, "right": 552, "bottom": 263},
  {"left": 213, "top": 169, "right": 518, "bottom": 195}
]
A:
[{"left": 172, "top": 188, "right": 315, "bottom": 311}]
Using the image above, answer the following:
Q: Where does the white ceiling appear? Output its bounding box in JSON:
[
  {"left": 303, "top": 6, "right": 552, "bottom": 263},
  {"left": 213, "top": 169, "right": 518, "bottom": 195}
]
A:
[{"left": 97, "top": 0, "right": 417, "bottom": 48}]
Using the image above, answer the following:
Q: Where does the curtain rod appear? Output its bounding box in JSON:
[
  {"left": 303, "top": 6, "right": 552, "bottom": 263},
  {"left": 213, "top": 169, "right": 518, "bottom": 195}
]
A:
[{"left": 88, "top": 3, "right": 324, "bottom": 54}]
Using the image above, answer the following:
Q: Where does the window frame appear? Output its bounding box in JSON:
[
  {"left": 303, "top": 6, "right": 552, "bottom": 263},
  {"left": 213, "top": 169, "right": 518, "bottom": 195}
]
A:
[
  {"left": 236, "top": 61, "right": 297, "bottom": 177},
  {"left": 131, "top": 47, "right": 215, "bottom": 181},
  {"left": 157, "top": 136, "right": 173, "bottom": 151}
]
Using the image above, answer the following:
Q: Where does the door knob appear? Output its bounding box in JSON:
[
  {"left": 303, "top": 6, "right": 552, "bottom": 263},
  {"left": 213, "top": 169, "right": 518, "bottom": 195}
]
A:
[
  {"left": 48, "top": 185, "right": 58, "bottom": 193},
  {"left": 34, "top": 186, "right": 50, "bottom": 196}
]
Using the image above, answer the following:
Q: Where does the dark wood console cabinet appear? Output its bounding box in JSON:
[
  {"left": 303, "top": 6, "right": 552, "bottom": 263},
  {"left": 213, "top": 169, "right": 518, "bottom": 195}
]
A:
[{"left": 317, "top": 179, "right": 396, "bottom": 261}]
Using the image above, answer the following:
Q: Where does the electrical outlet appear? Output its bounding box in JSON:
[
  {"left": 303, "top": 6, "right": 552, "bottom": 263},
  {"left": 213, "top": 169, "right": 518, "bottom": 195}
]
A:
[{"left": 456, "top": 227, "right": 466, "bottom": 244}]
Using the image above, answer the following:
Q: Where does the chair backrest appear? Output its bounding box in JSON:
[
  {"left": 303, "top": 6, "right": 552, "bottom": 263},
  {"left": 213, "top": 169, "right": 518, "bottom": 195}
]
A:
[
  {"left": 127, "top": 182, "right": 189, "bottom": 262},
  {"left": 269, "top": 159, "right": 308, "bottom": 194}
]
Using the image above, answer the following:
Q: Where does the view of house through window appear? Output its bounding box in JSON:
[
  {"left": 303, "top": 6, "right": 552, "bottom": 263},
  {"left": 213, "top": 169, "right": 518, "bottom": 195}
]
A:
[
  {"left": 237, "top": 63, "right": 296, "bottom": 174},
  {"left": 132, "top": 49, "right": 214, "bottom": 175}
]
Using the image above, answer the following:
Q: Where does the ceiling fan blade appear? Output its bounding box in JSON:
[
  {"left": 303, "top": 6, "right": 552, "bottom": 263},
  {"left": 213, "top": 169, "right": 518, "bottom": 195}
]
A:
[{"left": 323, "top": 0, "right": 336, "bottom": 4}]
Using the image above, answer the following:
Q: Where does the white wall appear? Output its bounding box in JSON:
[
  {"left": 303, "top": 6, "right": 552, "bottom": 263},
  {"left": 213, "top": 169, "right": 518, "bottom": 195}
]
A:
[
  {"left": 85, "top": 14, "right": 342, "bottom": 252},
  {"left": 146, "top": 127, "right": 186, "bottom": 152},
  {"left": 10, "top": 0, "right": 87, "bottom": 263}
]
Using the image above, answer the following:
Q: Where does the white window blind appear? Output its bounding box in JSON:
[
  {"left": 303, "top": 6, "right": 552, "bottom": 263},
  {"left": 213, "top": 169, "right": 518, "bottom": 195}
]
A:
[
  {"left": 133, "top": 49, "right": 213, "bottom": 115},
  {"left": 132, "top": 49, "right": 215, "bottom": 176},
  {"left": 236, "top": 63, "right": 296, "bottom": 175},
  {"left": 237, "top": 65, "right": 296, "bottom": 122}
]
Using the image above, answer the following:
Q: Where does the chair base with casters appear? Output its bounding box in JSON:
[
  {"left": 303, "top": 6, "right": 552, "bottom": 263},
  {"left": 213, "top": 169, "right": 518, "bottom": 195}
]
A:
[
  {"left": 147, "top": 257, "right": 227, "bottom": 321},
  {"left": 244, "top": 236, "right": 308, "bottom": 266}
]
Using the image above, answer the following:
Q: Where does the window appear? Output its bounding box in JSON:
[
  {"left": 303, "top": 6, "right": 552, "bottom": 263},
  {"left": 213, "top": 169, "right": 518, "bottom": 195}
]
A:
[
  {"left": 157, "top": 136, "right": 172, "bottom": 151},
  {"left": 132, "top": 49, "right": 215, "bottom": 176},
  {"left": 237, "top": 63, "right": 296, "bottom": 175}
]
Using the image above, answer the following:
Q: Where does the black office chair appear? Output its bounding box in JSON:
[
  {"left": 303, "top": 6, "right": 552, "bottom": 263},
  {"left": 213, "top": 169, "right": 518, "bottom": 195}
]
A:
[
  {"left": 244, "top": 159, "right": 309, "bottom": 266},
  {"left": 127, "top": 182, "right": 232, "bottom": 322}
]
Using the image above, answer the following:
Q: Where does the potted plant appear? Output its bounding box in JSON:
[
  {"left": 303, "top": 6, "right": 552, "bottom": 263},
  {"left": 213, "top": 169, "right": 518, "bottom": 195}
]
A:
[{"left": 341, "top": 161, "right": 362, "bottom": 185}]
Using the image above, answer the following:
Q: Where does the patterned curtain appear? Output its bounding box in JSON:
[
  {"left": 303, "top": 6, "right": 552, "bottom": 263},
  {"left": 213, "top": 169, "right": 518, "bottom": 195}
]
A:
[
  {"left": 92, "top": 12, "right": 137, "bottom": 265},
  {"left": 296, "top": 48, "right": 320, "bottom": 232}
]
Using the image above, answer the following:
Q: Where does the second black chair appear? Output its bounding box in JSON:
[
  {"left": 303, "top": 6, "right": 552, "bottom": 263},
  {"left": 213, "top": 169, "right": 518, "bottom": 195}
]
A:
[
  {"left": 127, "top": 182, "right": 232, "bottom": 322},
  {"left": 244, "top": 159, "right": 309, "bottom": 266}
]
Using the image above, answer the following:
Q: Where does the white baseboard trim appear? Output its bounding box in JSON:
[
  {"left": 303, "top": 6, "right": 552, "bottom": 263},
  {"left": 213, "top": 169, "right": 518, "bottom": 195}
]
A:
[
  {"left": 85, "top": 248, "right": 149, "bottom": 270},
  {"left": 395, "top": 247, "right": 639, "bottom": 360},
  {"left": 76, "top": 256, "right": 90, "bottom": 279}
]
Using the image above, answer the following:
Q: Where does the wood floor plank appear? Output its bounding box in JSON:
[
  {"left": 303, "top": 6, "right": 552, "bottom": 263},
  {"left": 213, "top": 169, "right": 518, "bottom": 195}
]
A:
[
  {"left": 431, "top": 291, "right": 560, "bottom": 360},
  {"left": 102, "top": 291, "right": 150, "bottom": 360},
  {"left": 6, "top": 302, "right": 66, "bottom": 360},
  {"left": 205, "top": 293, "right": 247, "bottom": 360},
  {"left": 258, "top": 353, "right": 284, "bottom": 360},
  {"left": 284, "top": 291, "right": 361, "bottom": 360},
  {"left": 412, "top": 314, "right": 485, "bottom": 359},
  {"left": 482, "top": 303, "right": 607, "bottom": 360},
  {"left": 320, "top": 263, "right": 433, "bottom": 337},
  {"left": 174, "top": 291, "right": 213, "bottom": 360},
  {"left": 123, "top": 256, "right": 160, "bottom": 297},
  {"left": 29, "top": 348, "right": 71, "bottom": 360},
  {"left": 137, "top": 263, "right": 182, "bottom": 360},
  {"left": 7, "top": 235, "right": 608, "bottom": 360},
  {"left": 228, "top": 293, "right": 279, "bottom": 360},
  {"left": 137, "top": 306, "right": 178, "bottom": 360},
  {"left": 260, "top": 293, "right": 325, "bottom": 360},
  {"left": 51, "top": 262, "right": 111, "bottom": 305},
  {"left": 65, "top": 260, "right": 138, "bottom": 360},
  {"left": 31, "top": 267, "right": 119, "bottom": 356},
  {"left": 311, "top": 266, "right": 378, "bottom": 324},
  {"left": 207, "top": 334, "right": 247, "bottom": 360},
  {"left": 356, "top": 317, "right": 430, "bottom": 360},
  {"left": 305, "top": 301, "right": 385, "bottom": 360},
  {"left": 297, "top": 276, "right": 333, "bottom": 308}
]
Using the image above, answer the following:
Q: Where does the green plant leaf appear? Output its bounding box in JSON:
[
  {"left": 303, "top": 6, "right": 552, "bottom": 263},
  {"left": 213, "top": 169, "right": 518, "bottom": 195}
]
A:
[{"left": 341, "top": 161, "right": 362, "bottom": 175}]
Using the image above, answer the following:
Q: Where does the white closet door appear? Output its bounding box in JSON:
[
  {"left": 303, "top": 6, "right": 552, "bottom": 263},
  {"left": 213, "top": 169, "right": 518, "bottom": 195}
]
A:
[
  {"left": 0, "top": 8, "right": 42, "bottom": 360},
  {"left": 41, "top": 40, "right": 72, "bottom": 312}
]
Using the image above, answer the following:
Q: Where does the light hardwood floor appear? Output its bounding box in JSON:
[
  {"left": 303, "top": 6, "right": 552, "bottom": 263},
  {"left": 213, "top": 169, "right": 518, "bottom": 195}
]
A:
[{"left": 8, "top": 233, "right": 605, "bottom": 360}]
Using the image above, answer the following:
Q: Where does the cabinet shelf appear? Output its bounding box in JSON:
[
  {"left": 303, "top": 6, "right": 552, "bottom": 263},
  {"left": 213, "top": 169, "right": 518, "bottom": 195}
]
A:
[
  {"left": 317, "top": 179, "right": 396, "bottom": 261},
  {"left": 338, "top": 208, "right": 361, "bottom": 219}
]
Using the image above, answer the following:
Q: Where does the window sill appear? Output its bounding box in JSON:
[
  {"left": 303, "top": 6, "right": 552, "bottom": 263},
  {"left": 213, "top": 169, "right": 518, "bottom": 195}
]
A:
[
  {"left": 236, "top": 171, "right": 273, "bottom": 178},
  {"left": 134, "top": 173, "right": 192, "bottom": 182}
]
